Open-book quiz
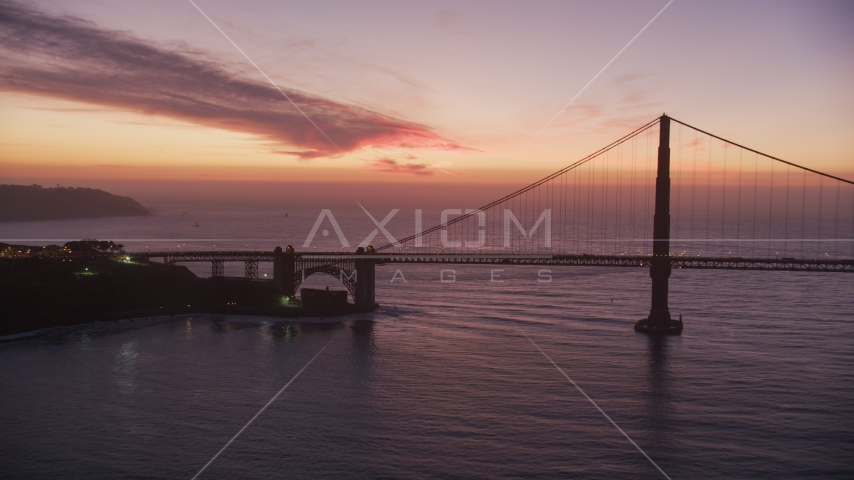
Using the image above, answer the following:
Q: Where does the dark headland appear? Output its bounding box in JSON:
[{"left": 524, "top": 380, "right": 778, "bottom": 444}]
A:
[
  {"left": 0, "top": 184, "right": 149, "bottom": 221},
  {"left": 0, "top": 243, "right": 367, "bottom": 336}
]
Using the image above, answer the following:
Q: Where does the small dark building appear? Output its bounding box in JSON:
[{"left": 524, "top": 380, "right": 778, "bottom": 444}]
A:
[{"left": 300, "top": 287, "right": 348, "bottom": 313}]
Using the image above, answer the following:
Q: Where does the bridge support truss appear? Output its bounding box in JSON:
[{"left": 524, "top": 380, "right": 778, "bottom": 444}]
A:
[
  {"left": 211, "top": 260, "right": 224, "bottom": 278},
  {"left": 244, "top": 260, "right": 258, "bottom": 279},
  {"left": 272, "top": 245, "right": 374, "bottom": 306}
]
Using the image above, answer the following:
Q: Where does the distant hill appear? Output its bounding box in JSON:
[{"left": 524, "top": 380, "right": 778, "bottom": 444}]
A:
[{"left": 0, "top": 184, "right": 148, "bottom": 221}]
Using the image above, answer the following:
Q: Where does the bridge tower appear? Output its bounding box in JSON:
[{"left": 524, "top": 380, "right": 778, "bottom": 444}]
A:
[
  {"left": 353, "top": 246, "right": 377, "bottom": 309},
  {"left": 635, "top": 115, "right": 683, "bottom": 334}
]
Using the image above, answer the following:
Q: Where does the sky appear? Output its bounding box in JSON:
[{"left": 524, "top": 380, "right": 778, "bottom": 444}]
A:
[{"left": 1, "top": 0, "right": 853, "bottom": 200}]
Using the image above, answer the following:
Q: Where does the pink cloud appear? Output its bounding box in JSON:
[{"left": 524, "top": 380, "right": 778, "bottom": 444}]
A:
[
  {"left": 0, "top": 1, "right": 469, "bottom": 158},
  {"left": 367, "top": 158, "right": 434, "bottom": 176}
]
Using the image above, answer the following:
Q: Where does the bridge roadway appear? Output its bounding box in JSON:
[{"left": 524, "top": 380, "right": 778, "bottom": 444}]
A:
[{"left": 135, "top": 251, "right": 854, "bottom": 273}]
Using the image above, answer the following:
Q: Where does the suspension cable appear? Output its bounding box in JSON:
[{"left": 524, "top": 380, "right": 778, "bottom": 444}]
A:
[
  {"left": 670, "top": 117, "right": 854, "bottom": 186},
  {"left": 377, "top": 116, "right": 661, "bottom": 251}
]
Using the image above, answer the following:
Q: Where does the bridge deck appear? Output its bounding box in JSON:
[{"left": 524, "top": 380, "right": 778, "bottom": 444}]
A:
[{"left": 133, "top": 252, "right": 853, "bottom": 272}]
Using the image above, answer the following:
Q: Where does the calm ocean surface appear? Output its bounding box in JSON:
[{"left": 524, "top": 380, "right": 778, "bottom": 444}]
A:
[{"left": 1, "top": 206, "right": 852, "bottom": 479}]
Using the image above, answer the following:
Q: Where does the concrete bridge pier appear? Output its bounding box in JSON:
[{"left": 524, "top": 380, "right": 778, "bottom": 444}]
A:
[
  {"left": 283, "top": 246, "right": 296, "bottom": 298},
  {"left": 273, "top": 245, "right": 296, "bottom": 297},
  {"left": 353, "top": 246, "right": 377, "bottom": 310},
  {"left": 273, "top": 247, "right": 282, "bottom": 291}
]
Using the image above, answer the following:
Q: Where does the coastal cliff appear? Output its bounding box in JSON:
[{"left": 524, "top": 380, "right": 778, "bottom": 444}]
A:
[{"left": 0, "top": 184, "right": 148, "bottom": 221}]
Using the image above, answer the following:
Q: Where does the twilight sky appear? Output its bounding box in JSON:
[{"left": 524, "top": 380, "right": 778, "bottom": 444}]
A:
[{"left": 1, "top": 0, "right": 853, "bottom": 188}]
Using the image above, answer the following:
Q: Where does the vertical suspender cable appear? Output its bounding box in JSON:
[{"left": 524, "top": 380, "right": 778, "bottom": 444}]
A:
[
  {"left": 523, "top": 187, "right": 527, "bottom": 254},
  {"left": 817, "top": 176, "right": 823, "bottom": 258},
  {"left": 691, "top": 130, "right": 698, "bottom": 254},
  {"left": 752, "top": 153, "right": 758, "bottom": 257},
  {"left": 602, "top": 150, "right": 609, "bottom": 254},
  {"left": 574, "top": 167, "right": 578, "bottom": 253},
  {"left": 593, "top": 158, "right": 597, "bottom": 254},
  {"left": 531, "top": 177, "right": 551, "bottom": 253},
  {"left": 576, "top": 167, "right": 580, "bottom": 253},
  {"left": 561, "top": 169, "right": 566, "bottom": 254},
  {"left": 581, "top": 164, "right": 584, "bottom": 253},
  {"left": 800, "top": 169, "right": 806, "bottom": 258},
  {"left": 833, "top": 180, "right": 840, "bottom": 258},
  {"left": 676, "top": 126, "right": 683, "bottom": 254},
  {"left": 536, "top": 181, "right": 539, "bottom": 254},
  {"left": 587, "top": 158, "right": 592, "bottom": 253},
  {"left": 616, "top": 143, "right": 623, "bottom": 254},
  {"left": 736, "top": 149, "right": 743, "bottom": 257},
  {"left": 706, "top": 136, "right": 712, "bottom": 256},
  {"left": 721, "top": 143, "right": 728, "bottom": 255},
  {"left": 768, "top": 160, "right": 774, "bottom": 257},
  {"left": 528, "top": 187, "right": 532, "bottom": 254},
  {"left": 784, "top": 164, "right": 791, "bottom": 257},
  {"left": 572, "top": 168, "right": 581, "bottom": 254},
  {"left": 629, "top": 136, "right": 635, "bottom": 253}
]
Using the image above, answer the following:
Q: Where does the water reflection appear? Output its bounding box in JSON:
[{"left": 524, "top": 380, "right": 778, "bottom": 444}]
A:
[
  {"left": 350, "top": 320, "right": 375, "bottom": 365},
  {"left": 348, "top": 320, "right": 377, "bottom": 414},
  {"left": 645, "top": 335, "right": 674, "bottom": 452},
  {"left": 76, "top": 330, "right": 93, "bottom": 350},
  {"left": 208, "top": 316, "right": 232, "bottom": 332},
  {"left": 297, "top": 321, "right": 344, "bottom": 333},
  {"left": 114, "top": 340, "right": 139, "bottom": 398},
  {"left": 270, "top": 323, "right": 297, "bottom": 342},
  {"left": 351, "top": 319, "right": 374, "bottom": 337}
]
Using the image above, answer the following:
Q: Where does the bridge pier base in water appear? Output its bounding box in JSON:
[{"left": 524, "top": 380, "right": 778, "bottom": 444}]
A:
[
  {"left": 353, "top": 247, "right": 378, "bottom": 309},
  {"left": 635, "top": 115, "right": 683, "bottom": 335},
  {"left": 634, "top": 257, "right": 683, "bottom": 334}
]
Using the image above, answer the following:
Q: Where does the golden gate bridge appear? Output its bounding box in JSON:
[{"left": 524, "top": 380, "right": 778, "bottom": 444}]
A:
[{"left": 134, "top": 115, "right": 854, "bottom": 334}]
